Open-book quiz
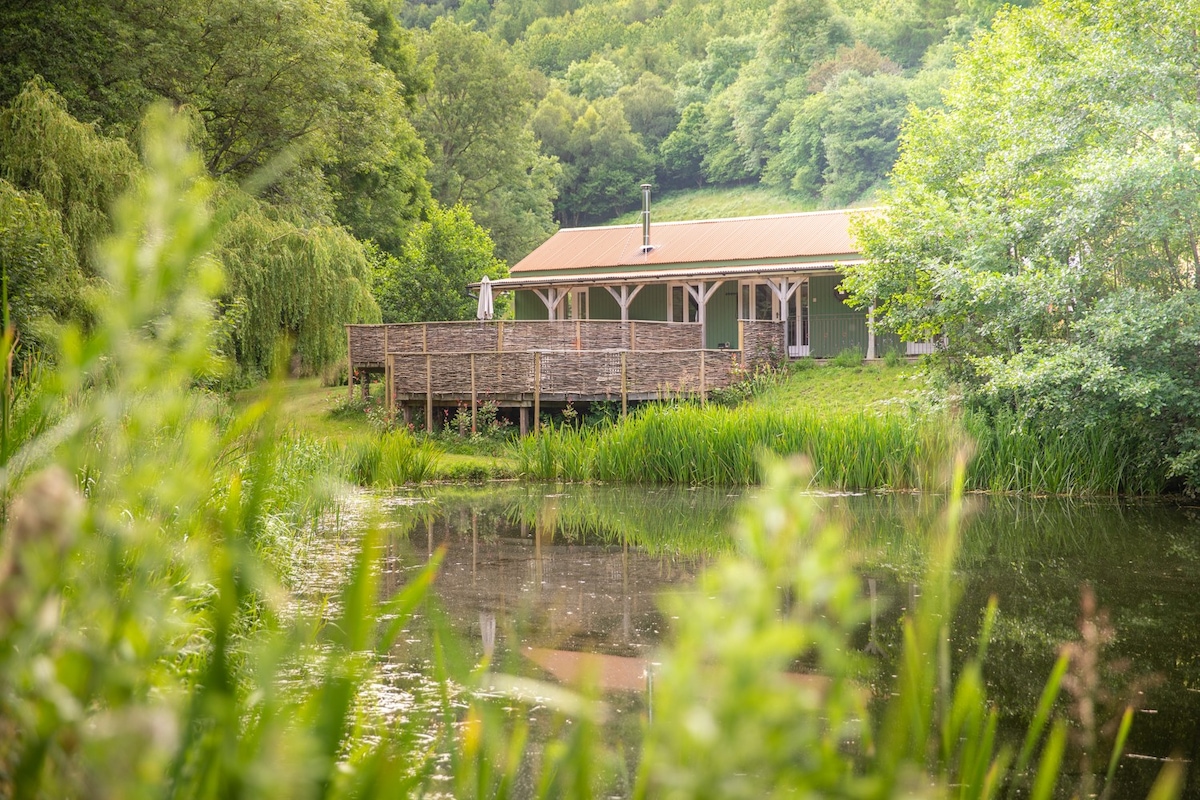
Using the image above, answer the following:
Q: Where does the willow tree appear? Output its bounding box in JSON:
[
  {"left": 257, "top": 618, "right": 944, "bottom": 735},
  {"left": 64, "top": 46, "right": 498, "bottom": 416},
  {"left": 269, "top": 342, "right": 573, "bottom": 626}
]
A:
[
  {"left": 0, "top": 78, "right": 139, "bottom": 275},
  {"left": 0, "top": 180, "right": 85, "bottom": 356},
  {"left": 216, "top": 196, "right": 381, "bottom": 377}
]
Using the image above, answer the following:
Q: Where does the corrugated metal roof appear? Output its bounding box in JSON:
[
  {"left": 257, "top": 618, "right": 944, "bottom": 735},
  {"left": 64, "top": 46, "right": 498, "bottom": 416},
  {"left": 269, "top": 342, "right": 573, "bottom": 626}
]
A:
[
  {"left": 511, "top": 208, "right": 871, "bottom": 275},
  {"left": 472, "top": 259, "right": 864, "bottom": 291}
]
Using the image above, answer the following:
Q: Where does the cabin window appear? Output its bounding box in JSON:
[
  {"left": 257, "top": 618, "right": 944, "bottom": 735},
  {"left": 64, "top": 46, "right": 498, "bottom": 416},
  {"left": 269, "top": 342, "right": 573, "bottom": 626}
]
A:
[
  {"left": 668, "top": 284, "right": 699, "bottom": 322},
  {"left": 755, "top": 284, "right": 774, "bottom": 321}
]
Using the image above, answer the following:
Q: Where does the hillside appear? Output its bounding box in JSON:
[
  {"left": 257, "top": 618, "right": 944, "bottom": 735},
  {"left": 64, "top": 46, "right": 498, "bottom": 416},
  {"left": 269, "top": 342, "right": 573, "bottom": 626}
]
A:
[{"left": 605, "top": 185, "right": 820, "bottom": 225}]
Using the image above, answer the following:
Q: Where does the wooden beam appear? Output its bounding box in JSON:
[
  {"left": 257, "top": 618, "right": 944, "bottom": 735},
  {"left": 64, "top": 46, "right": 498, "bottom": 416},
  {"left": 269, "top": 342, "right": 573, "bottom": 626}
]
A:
[
  {"left": 604, "top": 284, "right": 645, "bottom": 323},
  {"left": 470, "top": 353, "right": 477, "bottom": 434},
  {"left": 686, "top": 281, "right": 723, "bottom": 349},
  {"left": 699, "top": 350, "right": 706, "bottom": 404},
  {"left": 867, "top": 304, "right": 876, "bottom": 360}
]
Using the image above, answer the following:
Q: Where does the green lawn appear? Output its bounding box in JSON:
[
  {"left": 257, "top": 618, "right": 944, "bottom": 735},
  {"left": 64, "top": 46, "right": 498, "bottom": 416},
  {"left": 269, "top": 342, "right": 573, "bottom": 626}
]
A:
[
  {"left": 234, "top": 377, "right": 371, "bottom": 439},
  {"left": 751, "top": 361, "right": 931, "bottom": 415},
  {"left": 233, "top": 377, "right": 521, "bottom": 479}
]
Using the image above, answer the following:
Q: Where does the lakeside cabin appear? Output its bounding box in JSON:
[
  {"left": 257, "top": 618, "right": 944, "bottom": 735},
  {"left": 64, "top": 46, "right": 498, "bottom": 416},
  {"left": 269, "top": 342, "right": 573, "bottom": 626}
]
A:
[{"left": 347, "top": 192, "right": 931, "bottom": 432}]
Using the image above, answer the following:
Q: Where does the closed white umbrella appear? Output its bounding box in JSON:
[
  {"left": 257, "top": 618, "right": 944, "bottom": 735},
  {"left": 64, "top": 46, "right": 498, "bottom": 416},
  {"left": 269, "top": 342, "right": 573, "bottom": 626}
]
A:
[{"left": 476, "top": 275, "right": 494, "bottom": 320}]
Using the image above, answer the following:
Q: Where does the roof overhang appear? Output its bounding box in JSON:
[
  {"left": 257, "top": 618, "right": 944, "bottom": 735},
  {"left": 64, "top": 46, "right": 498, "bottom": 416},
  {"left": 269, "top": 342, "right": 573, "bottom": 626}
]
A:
[{"left": 471, "top": 259, "right": 865, "bottom": 291}]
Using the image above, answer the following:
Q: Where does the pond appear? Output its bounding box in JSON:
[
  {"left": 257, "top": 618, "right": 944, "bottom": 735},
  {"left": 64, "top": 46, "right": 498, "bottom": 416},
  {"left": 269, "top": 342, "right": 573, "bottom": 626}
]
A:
[{"left": 305, "top": 484, "right": 1200, "bottom": 797}]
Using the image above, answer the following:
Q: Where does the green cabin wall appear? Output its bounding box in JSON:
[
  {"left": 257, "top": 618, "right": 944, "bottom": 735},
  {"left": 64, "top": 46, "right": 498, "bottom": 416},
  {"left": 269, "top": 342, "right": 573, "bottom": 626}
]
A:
[
  {"left": 588, "top": 287, "right": 620, "bottom": 319},
  {"left": 629, "top": 284, "right": 667, "bottom": 320},
  {"left": 706, "top": 281, "right": 739, "bottom": 349},
  {"left": 515, "top": 289, "right": 549, "bottom": 320},
  {"left": 808, "top": 274, "right": 865, "bottom": 358}
]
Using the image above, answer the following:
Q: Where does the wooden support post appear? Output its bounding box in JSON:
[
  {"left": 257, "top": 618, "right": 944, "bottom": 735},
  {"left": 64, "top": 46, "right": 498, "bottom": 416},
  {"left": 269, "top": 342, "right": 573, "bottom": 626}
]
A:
[
  {"left": 575, "top": 319, "right": 581, "bottom": 351},
  {"left": 867, "top": 304, "right": 877, "bottom": 360},
  {"left": 384, "top": 325, "right": 391, "bottom": 418},
  {"left": 425, "top": 353, "right": 433, "bottom": 433},
  {"left": 386, "top": 355, "right": 393, "bottom": 418},
  {"left": 630, "top": 321, "right": 637, "bottom": 351},
  {"left": 620, "top": 351, "right": 628, "bottom": 418},
  {"left": 700, "top": 350, "right": 706, "bottom": 404},
  {"left": 470, "top": 353, "right": 477, "bottom": 434},
  {"left": 402, "top": 405, "right": 412, "bottom": 427},
  {"left": 497, "top": 321, "right": 504, "bottom": 352},
  {"left": 738, "top": 319, "right": 746, "bottom": 366},
  {"left": 519, "top": 407, "right": 529, "bottom": 437},
  {"left": 422, "top": 323, "right": 428, "bottom": 353},
  {"left": 533, "top": 352, "right": 541, "bottom": 436}
]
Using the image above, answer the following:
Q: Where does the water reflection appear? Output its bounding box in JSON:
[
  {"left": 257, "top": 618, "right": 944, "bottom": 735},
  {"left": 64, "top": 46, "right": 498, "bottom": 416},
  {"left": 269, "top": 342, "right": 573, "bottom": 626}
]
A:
[{"left": 348, "top": 485, "right": 1200, "bottom": 796}]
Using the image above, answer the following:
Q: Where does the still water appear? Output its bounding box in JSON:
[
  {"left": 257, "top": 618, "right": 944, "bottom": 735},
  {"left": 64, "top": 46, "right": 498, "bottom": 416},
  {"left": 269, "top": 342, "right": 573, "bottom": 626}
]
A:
[{"left": 307, "top": 484, "right": 1200, "bottom": 796}]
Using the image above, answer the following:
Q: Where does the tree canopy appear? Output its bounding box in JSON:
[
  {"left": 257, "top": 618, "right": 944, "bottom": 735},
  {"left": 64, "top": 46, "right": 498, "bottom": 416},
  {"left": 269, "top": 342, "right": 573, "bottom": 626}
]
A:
[
  {"left": 843, "top": 0, "right": 1200, "bottom": 491},
  {"left": 372, "top": 201, "right": 508, "bottom": 322}
]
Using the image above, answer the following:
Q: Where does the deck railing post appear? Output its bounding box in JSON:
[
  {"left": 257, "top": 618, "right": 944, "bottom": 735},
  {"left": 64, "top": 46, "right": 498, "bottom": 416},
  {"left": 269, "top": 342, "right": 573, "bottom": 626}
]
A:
[
  {"left": 575, "top": 319, "right": 581, "bottom": 351},
  {"left": 700, "top": 350, "right": 706, "bottom": 404},
  {"left": 738, "top": 319, "right": 746, "bottom": 367},
  {"left": 470, "top": 353, "right": 477, "bottom": 434},
  {"left": 422, "top": 323, "right": 428, "bottom": 353},
  {"left": 498, "top": 321, "right": 504, "bottom": 352},
  {"left": 533, "top": 352, "right": 541, "bottom": 436},
  {"left": 425, "top": 353, "right": 433, "bottom": 433},
  {"left": 630, "top": 321, "right": 637, "bottom": 351}
]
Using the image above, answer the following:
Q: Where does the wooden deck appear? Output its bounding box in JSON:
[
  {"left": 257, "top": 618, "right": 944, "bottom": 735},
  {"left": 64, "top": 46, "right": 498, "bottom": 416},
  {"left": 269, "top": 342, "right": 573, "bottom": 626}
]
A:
[{"left": 347, "top": 320, "right": 783, "bottom": 432}]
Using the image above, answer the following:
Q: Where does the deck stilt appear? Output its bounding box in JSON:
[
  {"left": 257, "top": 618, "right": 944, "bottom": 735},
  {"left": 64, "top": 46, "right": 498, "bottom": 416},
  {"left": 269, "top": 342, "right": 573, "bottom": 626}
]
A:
[{"left": 425, "top": 353, "right": 433, "bottom": 432}]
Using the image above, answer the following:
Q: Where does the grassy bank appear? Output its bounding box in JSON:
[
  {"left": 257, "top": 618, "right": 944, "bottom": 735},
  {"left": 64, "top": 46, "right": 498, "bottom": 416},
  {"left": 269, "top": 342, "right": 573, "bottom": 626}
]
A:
[
  {"left": 234, "top": 378, "right": 519, "bottom": 483},
  {"left": 243, "top": 362, "right": 1165, "bottom": 495}
]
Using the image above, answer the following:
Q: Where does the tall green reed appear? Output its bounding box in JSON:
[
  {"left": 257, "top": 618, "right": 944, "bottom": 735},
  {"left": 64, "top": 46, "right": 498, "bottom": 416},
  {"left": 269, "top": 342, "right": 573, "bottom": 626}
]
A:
[
  {"left": 341, "top": 429, "right": 442, "bottom": 486},
  {"left": 515, "top": 402, "right": 1165, "bottom": 494}
]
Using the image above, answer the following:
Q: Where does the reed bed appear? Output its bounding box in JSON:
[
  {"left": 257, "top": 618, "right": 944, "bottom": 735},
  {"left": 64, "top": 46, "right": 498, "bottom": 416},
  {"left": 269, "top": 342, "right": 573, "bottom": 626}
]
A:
[
  {"left": 515, "top": 403, "right": 1164, "bottom": 494},
  {"left": 341, "top": 430, "right": 442, "bottom": 486},
  {"left": 963, "top": 411, "right": 1168, "bottom": 495}
]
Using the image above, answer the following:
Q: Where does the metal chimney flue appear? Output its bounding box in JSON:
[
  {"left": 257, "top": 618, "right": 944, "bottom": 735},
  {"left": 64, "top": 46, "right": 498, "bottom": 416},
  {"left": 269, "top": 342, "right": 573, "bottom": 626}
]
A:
[{"left": 640, "top": 183, "right": 653, "bottom": 252}]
